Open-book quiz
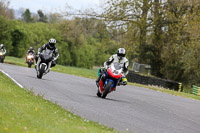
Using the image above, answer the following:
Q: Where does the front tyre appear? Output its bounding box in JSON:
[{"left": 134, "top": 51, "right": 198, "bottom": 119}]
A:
[
  {"left": 37, "top": 71, "right": 43, "bottom": 79},
  {"left": 101, "top": 81, "right": 112, "bottom": 98},
  {"left": 0, "top": 57, "right": 4, "bottom": 63},
  {"left": 37, "top": 64, "right": 46, "bottom": 79},
  {"left": 28, "top": 63, "right": 32, "bottom": 68}
]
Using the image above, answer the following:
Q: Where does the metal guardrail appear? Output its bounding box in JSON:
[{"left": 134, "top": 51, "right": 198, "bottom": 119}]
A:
[{"left": 192, "top": 85, "right": 200, "bottom": 95}]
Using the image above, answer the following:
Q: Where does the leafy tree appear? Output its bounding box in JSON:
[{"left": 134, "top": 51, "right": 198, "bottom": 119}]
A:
[
  {"left": 22, "top": 9, "right": 33, "bottom": 23},
  {"left": 0, "top": 16, "right": 13, "bottom": 54},
  {"left": 102, "top": 0, "right": 152, "bottom": 62},
  {"left": 158, "top": 0, "right": 200, "bottom": 87},
  {"left": 0, "top": 0, "right": 14, "bottom": 19},
  {"left": 148, "top": 0, "right": 166, "bottom": 77},
  {"left": 49, "top": 13, "right": 62, "bottom": 24},
  {"left": 180, "top": 1, "right": 200, "bottom": 86},
  {"left": 37, "top": 10, "right": 48, "bottom": 23},
  {"left": 102, "top": 0, "right": 166, "bottom": 76}
]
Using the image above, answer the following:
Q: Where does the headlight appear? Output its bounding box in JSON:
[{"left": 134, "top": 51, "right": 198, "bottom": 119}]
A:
[
  {"left": 27, "top": 55, "right": 33, "bottom": 59},
  {"left": 113, "top": 70, "right": 119, "bottom": 74},
  {"left": 0, "top": 52, "right": 2, "bottom": 56}
]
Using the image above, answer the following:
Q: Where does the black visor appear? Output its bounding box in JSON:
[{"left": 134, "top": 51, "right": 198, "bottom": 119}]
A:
[
  {"left": 117, "top": 53, "right": 125, "bottom": 57},
  {"left": 49, "top": 43, "right": 55, "bottom": 47}
]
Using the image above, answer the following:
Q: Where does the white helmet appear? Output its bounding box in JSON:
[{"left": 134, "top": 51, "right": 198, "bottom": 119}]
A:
[
  {"left": 117, "top": 48, "right": 126, "bottom": 60},
  {"left": 49, "top": 38, "right": 56, "bottom": 47}
]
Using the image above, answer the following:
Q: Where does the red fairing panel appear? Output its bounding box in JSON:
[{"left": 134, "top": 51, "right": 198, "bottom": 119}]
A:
[
  {"left": 107, "top": 68, "right": 122, "bottom": 79},
  {"left": 100, "top": 80, "right": 104, "bottom": 93}
]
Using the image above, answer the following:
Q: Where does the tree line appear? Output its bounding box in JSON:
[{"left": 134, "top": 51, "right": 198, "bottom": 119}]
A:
[
  {"left": 100, "top": 0, "right": 200, "bottom": 87},
  {"left": 1, "top": 0, "right": 200, "bottom": 87},
  {"left": 0, "top": 0, "right": 117, "bottom": 69}
]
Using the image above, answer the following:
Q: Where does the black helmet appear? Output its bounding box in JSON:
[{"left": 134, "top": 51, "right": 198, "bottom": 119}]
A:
[
  {"left": 49, "top": 38, "right": 56, "bottom": 48},
  {"left": 117, "top": 48, "right": 126, "bottom": 60},
  {"left": 29, "top": 46, "right": 34, "bottom": 51}
]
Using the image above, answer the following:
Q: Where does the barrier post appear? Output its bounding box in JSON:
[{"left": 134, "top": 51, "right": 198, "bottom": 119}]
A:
[
  {"left": 192, "top": 85, "right": 198, "bottom": 95},
  {"left": 178, "top": 83, "right": 182, "bottom": 92},
  {"left": 198, "top": 87, "right": 200, "bottom": 96}
]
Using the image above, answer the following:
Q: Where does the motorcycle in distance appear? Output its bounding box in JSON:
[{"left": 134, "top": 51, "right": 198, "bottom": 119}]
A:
[
  {"left": 96, "top": 62, "right": 125, "bottom": 98},
  {"left": 26, "top": 53, "right": 35, "bottom": 68},
  {"left": 36, "top": 50, "right": 53, "bottom": 79},
  {"left": 0, "top": 50, "right": 6, "bottom": 63}
]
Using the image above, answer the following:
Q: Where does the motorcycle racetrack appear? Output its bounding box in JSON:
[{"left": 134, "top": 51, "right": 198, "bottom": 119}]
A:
[{"left": 1, "top": 63, "right": 200, "bottom": 133}]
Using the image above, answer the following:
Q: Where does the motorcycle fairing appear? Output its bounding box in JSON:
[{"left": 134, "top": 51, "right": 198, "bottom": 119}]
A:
[{"left": 107, "top": 68, "right": 122, "bottom": 79}]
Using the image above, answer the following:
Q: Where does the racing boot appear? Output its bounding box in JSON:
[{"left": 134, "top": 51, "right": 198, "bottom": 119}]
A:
[{"left": 96, "top": 76, "right": 100, "bottom": 83}]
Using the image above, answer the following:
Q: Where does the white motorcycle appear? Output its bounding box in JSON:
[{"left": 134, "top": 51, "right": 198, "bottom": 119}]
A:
[{"left": 36, "top": 50, "right": 53, "bottom": 79}]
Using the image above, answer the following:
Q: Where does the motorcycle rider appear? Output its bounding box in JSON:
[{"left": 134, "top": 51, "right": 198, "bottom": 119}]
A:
[
  {"left": 26, "top": 46, "right": 35, "bottom": 62},
  {"left": 0, "top": 44, "right": 6, "bottom": 55},
  {"left": 35, "top": 38, "right": 59, "bottom": 74},
  {"left": 26, "top": 46, "right": 35, "bottom": 55},
  {"left": 96, "top": 48, "right": 129, "bottom": 86}
]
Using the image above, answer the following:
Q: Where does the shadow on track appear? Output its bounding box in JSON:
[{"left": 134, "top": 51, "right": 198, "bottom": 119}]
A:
[
  {"left": 26, "top": 75, "right": 56, "bottom": 82},
  {"left": 105, "top": 97, "right": 131, "bottom": 104},
  {"left": 85, "top": 94, "right": 130, "bottom": 104}
]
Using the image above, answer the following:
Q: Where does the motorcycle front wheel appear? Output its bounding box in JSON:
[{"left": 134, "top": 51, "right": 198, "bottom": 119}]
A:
[
  {"left": 0, "top": 57, "right": 4, "bottom": 63},
  {"left": 101, "top": 80, "right": 113, "bottom": 98},
  {"left": 28, "top": 63, "right": 32, "bottom": 68},
  {"left": 37, "top": 64, "right": 46, "bottom": 79}
]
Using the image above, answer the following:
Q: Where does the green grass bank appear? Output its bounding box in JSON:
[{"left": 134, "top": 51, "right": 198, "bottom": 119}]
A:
[{"left": 0, "top": 72, "right": 117, "bottom": 133}]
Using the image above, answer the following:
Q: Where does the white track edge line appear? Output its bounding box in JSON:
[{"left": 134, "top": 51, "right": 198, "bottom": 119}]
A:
[{"left": 0, "top": 69, "right": 23, "bottom": 88}]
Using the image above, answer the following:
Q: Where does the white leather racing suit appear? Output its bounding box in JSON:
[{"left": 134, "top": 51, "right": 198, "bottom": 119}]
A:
[{"left": 104, "top": 54, "right": 129, "bottom": 76}]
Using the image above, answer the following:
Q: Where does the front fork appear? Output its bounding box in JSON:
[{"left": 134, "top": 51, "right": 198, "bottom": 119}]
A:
[
  {"left": 36, "top": 58, "right": 51, "bottom": 73},
  {"left": 99, "top": 73, "right": 115, "bottom": 93},
  {"left": 105, "top": 79, "right": 115, "bottom": 91},
  {"left": 36, "top": 57, "right": 41, "bottom": 71},
  {"left": 44, "top": 61, "right": 52, "bottom": 75},
  {"left": 47, "top": 61, "right": 52, "bottom": 70}
]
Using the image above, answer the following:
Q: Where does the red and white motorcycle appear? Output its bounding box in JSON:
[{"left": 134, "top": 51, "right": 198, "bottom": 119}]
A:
[{"left": 96, "top": 62, "right": 125, "bottom": 98}]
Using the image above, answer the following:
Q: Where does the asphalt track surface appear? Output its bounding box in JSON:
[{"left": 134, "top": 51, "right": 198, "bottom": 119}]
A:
[{"left": 1, "top": 63, "right": 200, "bottom": 133}]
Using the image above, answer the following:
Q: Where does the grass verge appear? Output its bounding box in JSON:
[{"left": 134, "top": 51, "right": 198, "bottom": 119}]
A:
[
  {"left": 4, "top": 56, "right": 27, "bottom": 67},
  {"left": 4, "top": 56, "right": 97, "bottom": 79},
  {"left": 0, "top": 72, "right": 117, "bottom": 133},
  {"left": 128, "top": 83, "right": 200, "bottom": 100},
  {"left": 4, "top": 56, "right": 200, "bottom": 101}
]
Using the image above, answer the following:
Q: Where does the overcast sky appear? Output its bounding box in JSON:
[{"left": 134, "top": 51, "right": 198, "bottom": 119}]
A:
[{"left": 9, "top": 0, "right": 103, "bottom": 13}]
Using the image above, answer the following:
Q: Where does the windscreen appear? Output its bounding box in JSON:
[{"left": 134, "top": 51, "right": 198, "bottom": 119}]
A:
[
  {"left": 113, "top": 63, "right": 121, "bottom": 70},
  {"left": 42, "top": 49, "right": 53, "bottom": 60}
]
